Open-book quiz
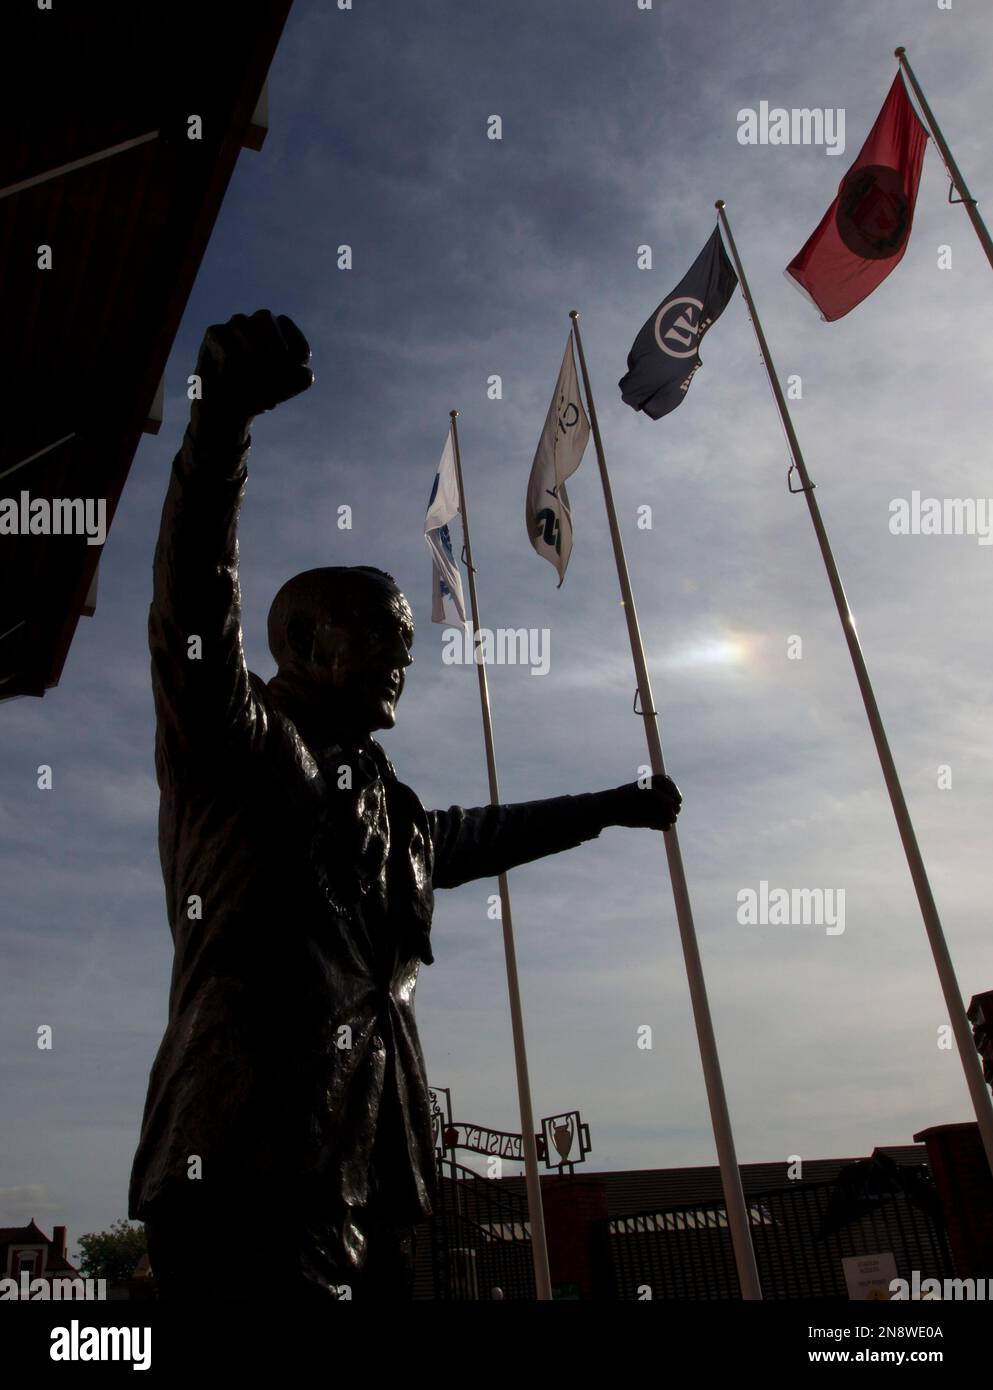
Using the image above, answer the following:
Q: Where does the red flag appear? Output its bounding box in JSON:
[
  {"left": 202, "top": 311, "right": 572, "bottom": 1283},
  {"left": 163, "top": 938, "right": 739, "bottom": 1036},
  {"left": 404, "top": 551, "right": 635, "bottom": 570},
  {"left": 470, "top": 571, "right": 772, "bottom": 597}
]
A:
[{"left": 786, "top": 74, "right": 928, "bottom": 321}]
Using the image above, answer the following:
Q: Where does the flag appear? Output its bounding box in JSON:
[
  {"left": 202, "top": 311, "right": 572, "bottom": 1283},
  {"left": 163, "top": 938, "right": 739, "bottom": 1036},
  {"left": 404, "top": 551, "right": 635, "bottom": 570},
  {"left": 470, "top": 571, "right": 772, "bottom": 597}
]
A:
[
  {"left": 785, "top": 73, "right": 928, "bottom": 321},
  {"left": 425, "top": 433, "right": 467, "bottom": 625},
  {"left": 619, "top": 227, "right": 738, "bottom": 420},
  {"left": 526, "top": 334, "right": 590, "bottom": 585}
]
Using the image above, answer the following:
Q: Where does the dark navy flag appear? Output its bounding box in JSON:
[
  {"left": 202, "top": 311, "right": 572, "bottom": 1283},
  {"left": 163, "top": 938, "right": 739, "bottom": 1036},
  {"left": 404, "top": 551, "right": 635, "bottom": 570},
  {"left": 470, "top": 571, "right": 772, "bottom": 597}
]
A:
[{"left": 619, "top": 227, "right": 738, "bottom": 420}]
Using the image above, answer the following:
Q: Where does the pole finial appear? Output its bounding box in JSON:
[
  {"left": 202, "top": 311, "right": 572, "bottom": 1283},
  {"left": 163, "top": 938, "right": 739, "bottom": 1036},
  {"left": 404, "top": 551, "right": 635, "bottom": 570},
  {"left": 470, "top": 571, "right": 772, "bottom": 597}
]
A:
[
  {"left": 895, "top": 45, "right": 906, "bottom": 58},
  {"left": 449, "top": 409, "right": 458, "bottom": 419},
  {"left": 569, "top": 309, "right": 579, "bottom": 321},
  {"left": 715, "top": 198, "right": 726, "bottom": 210}
]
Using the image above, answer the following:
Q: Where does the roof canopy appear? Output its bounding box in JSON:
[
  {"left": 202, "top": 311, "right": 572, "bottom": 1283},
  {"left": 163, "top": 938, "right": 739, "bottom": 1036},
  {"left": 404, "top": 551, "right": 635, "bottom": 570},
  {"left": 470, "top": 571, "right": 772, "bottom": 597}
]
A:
[{"left": 0, "top": 0, "right": 293, "bottom": 700}]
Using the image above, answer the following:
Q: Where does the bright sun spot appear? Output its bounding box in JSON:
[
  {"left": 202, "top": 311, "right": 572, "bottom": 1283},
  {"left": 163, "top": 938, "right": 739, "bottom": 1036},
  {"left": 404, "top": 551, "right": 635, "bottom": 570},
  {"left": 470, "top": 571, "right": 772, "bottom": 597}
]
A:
[{"left": 662, "top": 634, "right": 753, "bottom": 670}]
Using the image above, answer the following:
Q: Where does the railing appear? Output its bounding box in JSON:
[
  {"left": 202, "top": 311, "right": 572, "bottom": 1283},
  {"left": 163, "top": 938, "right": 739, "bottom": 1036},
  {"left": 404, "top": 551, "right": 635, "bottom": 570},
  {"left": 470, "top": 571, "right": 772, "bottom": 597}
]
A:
[
  {"left": 601, "top": 1175, "right": 955, "bottom": 1300},
  {"left": 426, "top": 1158, "right": 535, "bottom": 1300}
]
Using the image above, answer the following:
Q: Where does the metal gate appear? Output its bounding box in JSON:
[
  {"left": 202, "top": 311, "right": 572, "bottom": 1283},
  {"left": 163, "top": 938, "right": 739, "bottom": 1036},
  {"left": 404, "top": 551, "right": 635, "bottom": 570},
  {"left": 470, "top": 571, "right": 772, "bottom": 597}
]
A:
[
  {"left": 420, "top": 1156, "right": 535, "bottom": 1300},
  {"left": 602, "top": 1168, "right": 954, "bottom": 1300}
]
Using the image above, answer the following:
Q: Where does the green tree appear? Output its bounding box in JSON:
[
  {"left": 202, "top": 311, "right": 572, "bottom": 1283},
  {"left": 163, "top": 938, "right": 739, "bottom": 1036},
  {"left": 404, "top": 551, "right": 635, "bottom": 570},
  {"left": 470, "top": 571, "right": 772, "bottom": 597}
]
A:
[{"left": 75, "top": 1218, "right": 147, "bottom": 1283}]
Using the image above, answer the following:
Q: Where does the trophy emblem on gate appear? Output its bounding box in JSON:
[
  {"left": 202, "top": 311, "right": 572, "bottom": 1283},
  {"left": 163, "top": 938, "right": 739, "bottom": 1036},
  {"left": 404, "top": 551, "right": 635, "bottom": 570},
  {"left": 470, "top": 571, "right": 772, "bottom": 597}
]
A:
[{"left": 540, "top": 1110, "right": 592, "bottom": 1174}]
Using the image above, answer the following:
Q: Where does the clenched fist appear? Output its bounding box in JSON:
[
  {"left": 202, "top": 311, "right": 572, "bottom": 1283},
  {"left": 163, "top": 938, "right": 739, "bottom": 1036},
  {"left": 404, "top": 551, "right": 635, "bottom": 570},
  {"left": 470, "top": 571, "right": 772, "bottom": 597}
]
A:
[
  {"left": 190, "top": 310, "right": 314, "bottom": 445},
  {"left": 600, "top": 774, "right": 682, "bottom": 832}
]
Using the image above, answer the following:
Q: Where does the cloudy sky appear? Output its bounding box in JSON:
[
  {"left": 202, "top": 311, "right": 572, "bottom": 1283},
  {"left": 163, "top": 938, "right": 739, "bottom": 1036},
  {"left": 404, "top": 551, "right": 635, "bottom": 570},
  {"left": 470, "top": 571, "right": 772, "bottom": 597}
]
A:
[{"left": 3, "top": 0, "right": 993, "bottom": 1256}]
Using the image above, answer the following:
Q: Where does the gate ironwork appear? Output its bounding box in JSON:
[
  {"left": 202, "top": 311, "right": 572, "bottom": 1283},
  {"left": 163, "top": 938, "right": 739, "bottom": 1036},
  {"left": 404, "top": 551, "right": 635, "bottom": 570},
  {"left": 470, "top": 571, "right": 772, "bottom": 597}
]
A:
[
  {"left": 602, "top": 1172, "right": 954, "bottom": 1300},
  {"left": 425, "top": 1156, "right": 535, "bottom": 1300}
]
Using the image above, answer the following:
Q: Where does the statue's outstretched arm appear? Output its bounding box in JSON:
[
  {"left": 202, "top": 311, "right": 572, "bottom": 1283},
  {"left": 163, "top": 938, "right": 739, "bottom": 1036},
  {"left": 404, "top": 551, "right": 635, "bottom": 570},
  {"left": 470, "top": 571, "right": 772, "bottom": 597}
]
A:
[{"left": 428, "top": 775, "right": 682, "bottom": 889}]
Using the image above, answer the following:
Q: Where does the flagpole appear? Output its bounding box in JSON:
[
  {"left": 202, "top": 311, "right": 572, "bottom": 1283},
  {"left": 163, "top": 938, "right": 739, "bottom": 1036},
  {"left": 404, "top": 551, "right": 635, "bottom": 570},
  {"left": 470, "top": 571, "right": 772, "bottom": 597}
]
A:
[
  {"left": 447, "top": 409, "right": 554, "bottom": 1302},
  {"left": 895, "top": 46, "right": 993, "bottom": 274},
  {"left": 568, "top": 314, "right": 763, "bottom": 1301},
  {"left": 715, "top": 199, "right": 993, "bottom": 1178}
]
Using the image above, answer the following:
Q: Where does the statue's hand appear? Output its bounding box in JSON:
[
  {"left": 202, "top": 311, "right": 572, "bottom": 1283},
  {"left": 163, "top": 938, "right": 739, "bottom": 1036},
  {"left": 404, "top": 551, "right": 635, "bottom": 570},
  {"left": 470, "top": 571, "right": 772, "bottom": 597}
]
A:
[
  {"left": 602, "top": 774, "right": 682, "bottom": 831},
  {"left": 190, "top": 310, "right": 314, "bottom": 441}
]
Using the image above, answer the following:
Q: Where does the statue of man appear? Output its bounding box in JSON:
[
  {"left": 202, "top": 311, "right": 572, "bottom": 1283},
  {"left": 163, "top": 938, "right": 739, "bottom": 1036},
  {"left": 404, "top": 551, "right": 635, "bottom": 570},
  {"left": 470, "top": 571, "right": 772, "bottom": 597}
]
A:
[{"left": 129, "top": 310, "right": 682, "bottom": 1302}]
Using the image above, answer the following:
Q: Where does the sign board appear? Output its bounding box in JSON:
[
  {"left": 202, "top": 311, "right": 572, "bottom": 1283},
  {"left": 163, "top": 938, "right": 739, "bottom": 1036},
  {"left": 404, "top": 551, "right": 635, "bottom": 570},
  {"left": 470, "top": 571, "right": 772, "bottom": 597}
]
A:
[
  {"left": 842, "top": 1252, "right": 898, "bottom": 1300},
  {"left": 442, "top": 1123, "right": 527, "bottom": 1161},
  {"left": 429, "top": 1085, "right": 591, "bottom": 1170}
]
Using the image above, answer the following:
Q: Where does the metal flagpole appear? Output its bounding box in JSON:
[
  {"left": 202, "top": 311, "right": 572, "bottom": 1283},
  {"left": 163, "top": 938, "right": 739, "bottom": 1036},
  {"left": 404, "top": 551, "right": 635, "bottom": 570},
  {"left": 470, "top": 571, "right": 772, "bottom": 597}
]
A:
[
  {"left": 567, "top": 315, "right": 763, "bottom": 1301},
  {"left": 715, "top": 199, "right": 993, "bottom": 1178},
  {"left": 447, "top": 409, "right": 554, "bottom": 1302},
  {"left": 895, "top": 46, "right": 993, "bottom": 275}
]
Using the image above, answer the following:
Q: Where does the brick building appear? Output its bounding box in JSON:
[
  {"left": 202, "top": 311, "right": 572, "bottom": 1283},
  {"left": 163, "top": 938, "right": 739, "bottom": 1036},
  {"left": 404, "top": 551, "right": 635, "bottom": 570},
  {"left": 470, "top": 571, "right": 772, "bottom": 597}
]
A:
[
  {"left": 416, "top": 1126, "right": 993, "bottom": 1300},
  {"left": 0, "top": 1220, "right": 82, "bottom": 1292}
]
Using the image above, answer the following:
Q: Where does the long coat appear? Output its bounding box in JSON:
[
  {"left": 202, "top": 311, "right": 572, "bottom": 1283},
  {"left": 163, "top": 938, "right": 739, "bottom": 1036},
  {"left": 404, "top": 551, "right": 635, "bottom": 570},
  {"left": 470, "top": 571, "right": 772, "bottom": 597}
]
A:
[{"left": 128, "top": 428, "right": 605, "bottom": 1227}]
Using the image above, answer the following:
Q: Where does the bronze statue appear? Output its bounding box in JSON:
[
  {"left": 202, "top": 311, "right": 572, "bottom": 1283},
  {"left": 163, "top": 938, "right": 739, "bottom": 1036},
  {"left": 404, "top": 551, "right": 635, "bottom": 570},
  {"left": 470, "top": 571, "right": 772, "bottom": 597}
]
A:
[{"left": 129, "top": 311, "right": 682, "bottom": 1301}]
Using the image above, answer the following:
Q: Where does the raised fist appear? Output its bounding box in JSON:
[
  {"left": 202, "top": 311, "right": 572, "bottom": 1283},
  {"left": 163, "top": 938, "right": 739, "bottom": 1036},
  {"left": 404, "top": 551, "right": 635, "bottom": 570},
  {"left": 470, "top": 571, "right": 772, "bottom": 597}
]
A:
[
  {"left": 190, "top": 310, "right": 314, "bottom": 437},
  {"left": 602, "top": 774, "right": 682, "bottom": 832}
]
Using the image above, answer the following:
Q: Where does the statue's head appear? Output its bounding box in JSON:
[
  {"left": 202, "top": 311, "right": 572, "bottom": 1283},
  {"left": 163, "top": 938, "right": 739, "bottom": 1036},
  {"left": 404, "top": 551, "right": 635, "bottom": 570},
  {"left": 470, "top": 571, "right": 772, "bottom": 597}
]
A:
[{"left": 267, "top": 566, "right": 414, "bottom": 738}]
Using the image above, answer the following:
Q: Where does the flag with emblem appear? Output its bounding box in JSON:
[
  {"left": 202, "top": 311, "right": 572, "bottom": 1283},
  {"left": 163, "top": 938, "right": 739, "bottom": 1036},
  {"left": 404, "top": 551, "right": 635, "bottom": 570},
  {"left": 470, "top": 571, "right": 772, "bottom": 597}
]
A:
[
  {"left": 425, "top": 433, "right": 467, "bottom": 625},
  {"left": 619, "top": 227, "right": 738, "bottom": 420},
  {"left": 526, "top": 334, "right": 590, "bottom": 586},
  {"left": 786, "top": 73, "right": 928, "bottom": 321}
]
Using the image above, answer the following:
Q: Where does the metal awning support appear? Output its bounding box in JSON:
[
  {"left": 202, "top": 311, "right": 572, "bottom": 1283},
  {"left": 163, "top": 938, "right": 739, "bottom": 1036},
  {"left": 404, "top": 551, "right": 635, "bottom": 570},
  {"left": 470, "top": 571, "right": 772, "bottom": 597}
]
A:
[
  {"left": 0, "top": 433, "right": 76, "bottom": 484},
  {"left": 244, "top": 81, "right": 269, "bottom": 151},
  {"left": 82, "top": 565, "right": 99, "bottom": 618},
  {"left": 144, "top": 374, "right": 164, "bottom": 435},
  {"left": 0, "top": 131, "right": 160, "bottom": 201}
]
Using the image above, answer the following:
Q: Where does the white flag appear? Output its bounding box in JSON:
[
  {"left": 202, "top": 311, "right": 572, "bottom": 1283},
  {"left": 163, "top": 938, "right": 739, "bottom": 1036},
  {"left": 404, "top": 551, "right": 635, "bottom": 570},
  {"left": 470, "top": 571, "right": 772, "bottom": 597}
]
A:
[
  {"left": 425, "top": 432, "right": 468, "bottom": 625},
  {"left": 526, "top": 334, "right": 590, "bottom": 585}
]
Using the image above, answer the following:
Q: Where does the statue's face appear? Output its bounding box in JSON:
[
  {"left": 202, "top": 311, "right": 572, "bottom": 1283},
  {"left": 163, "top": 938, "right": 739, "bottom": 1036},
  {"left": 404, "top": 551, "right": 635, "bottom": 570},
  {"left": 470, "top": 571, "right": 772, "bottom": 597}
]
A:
[{"left": 310, "top": 598, "right": 414, "bottom": 734}]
